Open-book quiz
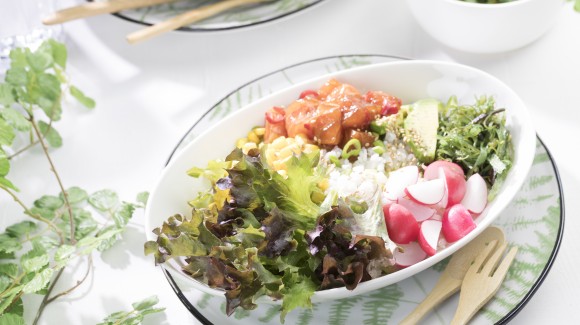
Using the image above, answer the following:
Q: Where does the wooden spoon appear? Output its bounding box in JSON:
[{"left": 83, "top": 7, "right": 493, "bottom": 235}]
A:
[
  {"left": 43, "top": 0, "right": 177, "bottom": 25},
  {"left": 399, "top": 226, "right": 506, "bottom": 325},
  {"left": 126, "top": 0, "right": 274, "bottom": 44}
]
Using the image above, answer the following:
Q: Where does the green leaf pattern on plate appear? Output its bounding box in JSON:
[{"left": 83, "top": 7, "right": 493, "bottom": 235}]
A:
[{"left": 170, "top": 56, "right": 562, "bottom": 324}]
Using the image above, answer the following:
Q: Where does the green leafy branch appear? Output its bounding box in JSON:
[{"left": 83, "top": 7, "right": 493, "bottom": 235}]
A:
[
  {"left": 98, "top": 295, "right": 165, "bottom": 325},
  {"left": 0, "top": 40, "right": 163, "bottom": 324},
  {"left": 0, "top": 188, "right": 149, "bottom": 324}
]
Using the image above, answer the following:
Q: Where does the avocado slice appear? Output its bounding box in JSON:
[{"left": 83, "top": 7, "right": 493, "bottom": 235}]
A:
[{"left": 403, "top": 98, "right": 441, "bottom": 163}]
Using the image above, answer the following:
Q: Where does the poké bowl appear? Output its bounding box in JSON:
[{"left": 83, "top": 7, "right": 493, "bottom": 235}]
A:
[
  {"left": 144, "top": 60, "right": 536, "bottom": 304},
  {"left": 405, "top": 0, "right": 564, "bottom": 53}
]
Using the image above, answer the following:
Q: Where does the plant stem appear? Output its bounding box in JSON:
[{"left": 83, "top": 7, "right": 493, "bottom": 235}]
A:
[
  {"left": 46, "top": 255, "right": 93, "bottom": 304},
  {"left": 7, "top": 140, "right": 40, "bottom": 160},
  {"left": 32, "top": 254, "right": 94, "bottom": 325},
  {"left": 32, "top": 267, "right": 64, "bottom": 325},
  {"left": 29, "top": 116, "right": 76, "bottom": 244},
  {"left": 0, "top": 184, "right": 64, "bottom": 243}
]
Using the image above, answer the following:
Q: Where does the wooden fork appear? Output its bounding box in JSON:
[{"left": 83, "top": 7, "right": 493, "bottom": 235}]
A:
[
  {"left": 400, "top": 227, "right": 505, "bottom": 325},
  {"left": 450, "top": 241, "right": 518, "bottom": 325}
]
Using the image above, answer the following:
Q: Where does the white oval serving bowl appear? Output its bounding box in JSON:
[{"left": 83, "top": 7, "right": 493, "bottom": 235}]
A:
[
  {"left": 145, "top": 60, "right": 536, "bottom": 303},
  {"left": 405, "top": 0, "right": 564, "bottom": 53}
]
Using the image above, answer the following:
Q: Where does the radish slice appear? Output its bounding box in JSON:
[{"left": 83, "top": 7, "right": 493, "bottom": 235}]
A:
[
  {"left": 438, "top": 167, "right": 467, "bottom": 207},
  {"left": 424, "top": 160, "right": 464, "bottom": 180},
  {"left": 405, "top": 178, "right": 445, "bottom": 205},
  {"left": 394, "top": 242, "right": 427, "bottom": 267},
  {"left": 442, "top": 204, "right": 476, "bottom": 243},
  {"left": 398, "top": 197, "right": 436, "bottom": 222},
  {"left": 385, "top": 166, "right": 419, "bottom": 200},
  {"left": 418, "top": 220, "right": 442, "bottom": 256},
  {"left": 384, "top": 203, "right": 420, "bottom": 244},
  {"left": 461, "top": 173, "right": 488, "bottom": 214},
  {"left": 437, "top": 168, "right": 449, "bottom": 208}
]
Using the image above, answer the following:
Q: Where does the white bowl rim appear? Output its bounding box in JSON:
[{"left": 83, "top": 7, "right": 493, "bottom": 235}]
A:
[
  {"left": 144, "top": 59, "right": 536, "bottom": 303},
  {"left": 442, "top": 0, "right": 535, "bottom": 9}
]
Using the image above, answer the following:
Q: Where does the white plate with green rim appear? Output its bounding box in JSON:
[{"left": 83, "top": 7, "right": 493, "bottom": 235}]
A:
[
  {"left": 159, "top": 55, "right": 564, "bottom": 324},
  {"left": 89, "top": 0, "right": 325, "bottom": 31}
]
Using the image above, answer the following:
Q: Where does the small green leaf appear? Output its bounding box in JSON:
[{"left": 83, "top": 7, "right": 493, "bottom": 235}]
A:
[
  {"left": 99, "top": 296, "right": 164, "bottom": 325},
  {"left": 0, "top": 313, "right": 25, "bottom": 325},
  {"left": 0, "top": 177, "right": 18, "bottom": 191},
  {"left": 0, "top": 264, "right": 19, "bottom": 278},
  {"left": 26, "top": 50, "right": 53, "bottom": 72},
  {"left": 36, "top": 73, "right": 62, "bottom": 121},
  {"left": 0, "top": 118, "right": 15, "bottom": 146},
  {"left": 0, "top": 234, "right": 22, "bottom": 254},
  {"left": 21, "top": 254, "right": 49, "bottom": 273},
  {"left": 54, "top": 245, "right": 76, "bottom": 262},
  {"left": 32, "top": 236, "right": 60, "bottom": 251},
  {"left": 4, "top": 297, "right": 23, "bottom": 317},
  {"left": 69, "top": 86, "right": 96, "bottom": 109},
  {"left": 132, "top": 295, "right": 159, "bottom": 311},
  {"left": 21, "top": 267, "right": 53, "bottom": 294},
  {"left": 0, "top": 156, "right": 9, "bottom": 177},
  {"left": 8, "top": 48, "right": 27, "bottom": 69},
  {"left": 20, "top": 245, "right": 49, "bottom": 273},
  {"left": 34, "top": 195, "right": 64, "bottom": 211},
  {"left": 29, "top": 206, "right": 55, "bottom": 220},
  {"left": 136, "top": 192, "right": 149, "bottom": 206},
  {"left": 88, "top": 189, "right": 119, "bottom": 211},
  {"left": 73, "top": 208, "right": 97, "bottom": 240},
  {"left": 1, "top": 107, "right": 30, "bottom": 131},
  {"left": 112, "top": 203, "right": 135, "bottom": 228},
  {"left": 5, "top": 221, "right": 37, "bottom": 238},
  {"left": 44, "top": 39, "right": 67, "bottom": 68},
  {"left": 0, "top": 251, "right": 15, "bottom": 259},
  {"left": 37, "top": 121, "right": 62, "bottom": 148},
  {"left": 60, "top": 186, "right": 88, "bottom": 204},
  {"left": 0, "top": 84, "right": 15, "bottom": 106},
  {"left": 5, "top": 68, "right": 27, "bottom": 86}
]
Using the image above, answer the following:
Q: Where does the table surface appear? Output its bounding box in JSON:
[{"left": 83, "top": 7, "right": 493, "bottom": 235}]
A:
[{"left": 2, "top": 0, "right": 579, "bottom": 324}]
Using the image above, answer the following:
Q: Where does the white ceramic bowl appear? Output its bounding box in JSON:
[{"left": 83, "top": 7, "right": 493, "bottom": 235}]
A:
[
  {"left": 405, "top": 0, "right": 564, "bottom": 53},
  {"left": 145, "top": 60, "right": 536, "bottom": 303}
]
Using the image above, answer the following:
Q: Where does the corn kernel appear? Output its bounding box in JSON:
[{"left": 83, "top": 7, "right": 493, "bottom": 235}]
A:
[
  {"left": 236, "top": 138, "right": 248, "bottom": 148},
  {"left": 318, "top": 178, "right": 329, "bottom": 191},
  {"left": 253, "top": 127, "right": 265, "bottom": 137},
  {"left": 247, "top": 131, "right": 260, "bottom": 144},
  {"left": 242, "top": 142, "right": 257, "bottom": 154}
]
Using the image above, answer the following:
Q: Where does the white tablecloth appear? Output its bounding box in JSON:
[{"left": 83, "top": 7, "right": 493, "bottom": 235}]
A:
[{"left": 3, "top": 0, "right": 579, "bottom": 324}]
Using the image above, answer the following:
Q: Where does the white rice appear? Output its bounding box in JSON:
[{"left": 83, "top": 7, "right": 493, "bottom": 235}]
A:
[{"left": 322, "top": 133, "right": 417, "bottom": 202}]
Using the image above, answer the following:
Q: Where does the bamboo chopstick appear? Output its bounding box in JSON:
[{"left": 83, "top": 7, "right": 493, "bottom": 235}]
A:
[
  {"left": 43, "top": 0, "right": 177, "bottom": 25},
  {"left": 126, "top": 0, "right": 269, "bottom": 44}
]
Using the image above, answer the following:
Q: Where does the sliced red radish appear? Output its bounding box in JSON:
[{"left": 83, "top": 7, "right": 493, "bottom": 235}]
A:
[
  {"left": 461, "top": 173, "right": 488, "bottom": 214},
  {"left": 437, "top": 168, "right": 449, "bottom": 208},
  {"left": 394, "top": 242, "right": 427, "bottom": 267},
  {"left": 405, "top": 178, "right": 445, "bottom": 205},
  {"left": 384, "top": 203, "right": 420, "bottom": 244},
  {"left": 424, "top": 160, "right": 464, "bottom": 180},
  {"left": 418, "top": 220, "right": 442, "bottom": 256},
  {"left": 385, "top": 166, "right": 419, "bottom": 200},
  {"left": 442, "top": 204, "right": 476, "bottom": 243},
  {"left": 397, "top": 197, "right": 436, "bottom": 222},
  {"left": 438, "top": 167, "right": 466, "bottom": 207}
]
